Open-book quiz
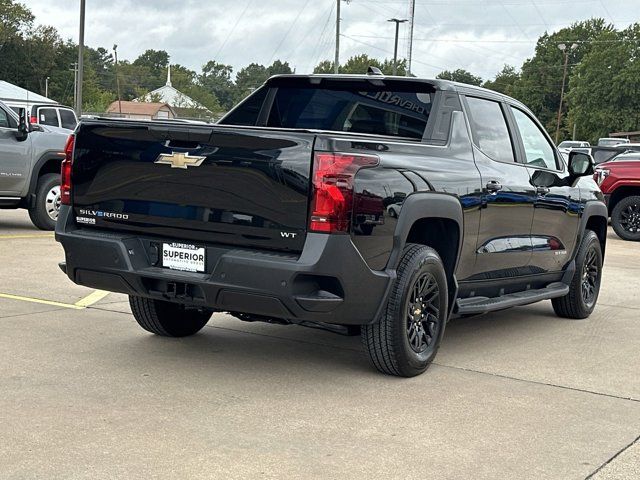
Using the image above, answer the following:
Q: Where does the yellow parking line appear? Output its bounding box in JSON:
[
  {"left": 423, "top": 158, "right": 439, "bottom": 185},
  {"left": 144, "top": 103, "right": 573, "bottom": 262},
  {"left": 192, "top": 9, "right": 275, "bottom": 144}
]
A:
[
  {"left": 0, "top": 293, "right": 83, "bottom": 310},
  {"left": 74, "top": 290, "right": 110, "bottom": 308},
  {"left": 0, "top": 289, "right": 110, "bottom": 310},
  {"left": 0, "top": 233, "right": 55, "bottom": 240}
]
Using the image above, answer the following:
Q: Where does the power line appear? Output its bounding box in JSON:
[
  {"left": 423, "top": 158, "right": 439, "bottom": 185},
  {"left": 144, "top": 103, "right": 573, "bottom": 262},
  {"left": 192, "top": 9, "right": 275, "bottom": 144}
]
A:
[
  {"left": 307, "top": 1, "right": 336, "bottom": 71},
  {"left": 340, "top": 33, "right": 447, "bottom": 70},
  {"left": 214, "top": 0, "right": 255, "bottom": 60},
  {"left": 345, "top": 34, "right": 640, "bottom": 44},
  {"left": 268, "top": 0, "right": 312, "bottom": 65}
]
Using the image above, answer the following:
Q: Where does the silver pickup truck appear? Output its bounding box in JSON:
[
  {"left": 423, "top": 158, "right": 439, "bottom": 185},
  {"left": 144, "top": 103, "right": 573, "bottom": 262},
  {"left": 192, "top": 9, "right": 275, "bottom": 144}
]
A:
[{"left": 0, "top": 100, "right": 69, "bottom": 230}]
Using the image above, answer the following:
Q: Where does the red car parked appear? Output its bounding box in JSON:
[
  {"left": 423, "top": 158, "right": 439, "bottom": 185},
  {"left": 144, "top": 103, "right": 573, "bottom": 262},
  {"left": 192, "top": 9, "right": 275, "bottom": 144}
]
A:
[{"left": 595, "top": 151, "right": 640, "bottom": 240}]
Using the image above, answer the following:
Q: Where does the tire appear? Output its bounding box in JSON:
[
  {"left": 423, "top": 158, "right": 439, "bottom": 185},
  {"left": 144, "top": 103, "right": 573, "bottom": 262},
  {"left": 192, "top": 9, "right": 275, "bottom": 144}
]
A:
[
  {"left": 362, "top": 244, "right": 448, "bottom": 377},
  {"left": 611, "top": 195, "right": 640, "bottom": 241},
  {"left": 129, "top": 296, "right": 213, "bottom": 337},
  {"left": 28, "top": 173, "right": 60, "bottom": 231},
  {"left": 552, "top": 230, "right": 603, "bottom": 319}
]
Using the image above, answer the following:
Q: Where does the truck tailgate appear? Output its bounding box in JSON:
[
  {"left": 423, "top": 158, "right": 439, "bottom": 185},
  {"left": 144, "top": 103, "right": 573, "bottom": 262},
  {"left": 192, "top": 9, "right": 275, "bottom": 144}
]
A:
[{"left": 72, "top": 121, "right": 315, "bottom": 252}]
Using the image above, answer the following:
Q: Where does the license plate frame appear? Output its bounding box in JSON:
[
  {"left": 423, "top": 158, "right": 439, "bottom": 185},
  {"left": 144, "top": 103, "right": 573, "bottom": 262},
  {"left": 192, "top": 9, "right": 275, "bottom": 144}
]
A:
[{"left": 161, "top": 242, "right": 206, "bottom": 273}]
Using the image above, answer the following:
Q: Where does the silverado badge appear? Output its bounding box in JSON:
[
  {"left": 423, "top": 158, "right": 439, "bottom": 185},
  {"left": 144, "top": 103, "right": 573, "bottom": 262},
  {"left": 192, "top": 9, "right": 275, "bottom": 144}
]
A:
[{"left": 155, "top": 152, "right": 206, "bottom": 169}]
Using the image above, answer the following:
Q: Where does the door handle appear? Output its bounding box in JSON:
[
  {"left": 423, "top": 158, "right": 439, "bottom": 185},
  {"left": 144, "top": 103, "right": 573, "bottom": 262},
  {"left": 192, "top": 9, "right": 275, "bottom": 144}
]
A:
[
  {"left": 486, "top": 181, "right": 503, "bottom": 193},
  {"left": 536, "top": 186, "right": 550, "bottom": 195}
]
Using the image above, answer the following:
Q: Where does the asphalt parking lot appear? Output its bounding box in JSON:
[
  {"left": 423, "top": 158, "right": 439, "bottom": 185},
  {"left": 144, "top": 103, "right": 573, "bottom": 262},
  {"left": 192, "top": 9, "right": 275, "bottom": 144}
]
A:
[{"left": 0, "top": 209, "right": 638, "bottom": 479}]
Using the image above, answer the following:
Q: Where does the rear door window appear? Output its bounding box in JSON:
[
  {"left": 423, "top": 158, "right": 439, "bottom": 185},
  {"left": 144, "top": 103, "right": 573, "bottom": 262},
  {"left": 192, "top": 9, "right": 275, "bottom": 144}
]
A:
[
  {"left": 0, "top": 107, "right": 10, "bottom": 128},
  {"left": 39, "top": 108, "right": 59, "bottom": 127},
  {"left": 510, "top": 107, "right": 559, "bottom": 170},
  {"left": 266, "top": 86, "right": 433, "bottom": 139},
  {"left": 59, "top": 109, "right": 77, "bottom": 129},
  {"left": 465, "top": 96, "right": 515, "bottom": 163}
]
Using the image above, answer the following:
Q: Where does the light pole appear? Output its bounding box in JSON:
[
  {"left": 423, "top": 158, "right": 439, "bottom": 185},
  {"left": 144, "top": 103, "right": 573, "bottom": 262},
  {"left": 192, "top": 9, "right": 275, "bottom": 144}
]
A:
[
  {"left": 555, "top": 42, "right": 578, "bottom": 143},
  {"left": 113, "top": 44, "right": 122, "bottom": 115},
  {"left": 407, "top": 0, "right": 416, "bottom": 76},
  {"left": 45, "top": 77, "right": 50, "bottom": 98},
  {"left": 388, "top": 18, "right": 407, "bottom": 76},
  {"left": 334, "top": 0, "right": 350, "bottom": 74},
  {"left": 75, "top": 0, "right": 86, "bottom": 116}
]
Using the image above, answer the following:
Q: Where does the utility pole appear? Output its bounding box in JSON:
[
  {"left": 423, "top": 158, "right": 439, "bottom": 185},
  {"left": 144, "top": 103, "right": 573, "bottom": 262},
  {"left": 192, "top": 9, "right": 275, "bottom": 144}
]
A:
[
  {"left": 70, "top": 63, "right": 78, "bottom": 108},
  {"left": 75, "top": 0, "right": 86, "bottom": 116},
  {"left": 388, "top": 18, "right": 408, "bottom": 76},
  {"left": 334, "top": 0, "right": 341, "bottom": 74},
  {"left": 407, "top": 0, "right": 416, "bottom": 76},
  {"left": 113, "top": 44, "right": 122, "bottom": 115},
  {"left": 555, "top": 42, "right": 577, "bottom": 144},
  {"left": 45, "top": 77, "right": 50, "bottom": 98}
]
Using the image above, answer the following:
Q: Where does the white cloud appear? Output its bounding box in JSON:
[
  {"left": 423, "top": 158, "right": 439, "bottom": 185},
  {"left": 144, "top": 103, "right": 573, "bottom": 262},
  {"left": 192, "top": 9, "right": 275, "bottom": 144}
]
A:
[{"left": 24, "top": 0, "right": 638, "bottom": 81}]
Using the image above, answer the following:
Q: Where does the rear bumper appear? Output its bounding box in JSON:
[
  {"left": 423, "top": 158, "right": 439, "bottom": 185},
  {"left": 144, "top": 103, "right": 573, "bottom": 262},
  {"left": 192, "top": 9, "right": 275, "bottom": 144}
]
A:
[{"left": 55, "top": 206, "right": 394, "bottom": 325}]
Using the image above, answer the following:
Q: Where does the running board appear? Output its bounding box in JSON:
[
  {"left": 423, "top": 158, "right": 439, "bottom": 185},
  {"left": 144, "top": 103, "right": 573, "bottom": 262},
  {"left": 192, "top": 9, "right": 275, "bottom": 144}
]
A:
[{"left": 456, "top": 282, "right": 569, "bottom": 315}]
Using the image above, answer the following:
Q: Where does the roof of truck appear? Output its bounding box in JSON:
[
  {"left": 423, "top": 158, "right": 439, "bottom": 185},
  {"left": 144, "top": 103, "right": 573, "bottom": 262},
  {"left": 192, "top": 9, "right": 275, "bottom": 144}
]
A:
[{"left": 266, "top": 74, "right": 525, "bottom": 108}]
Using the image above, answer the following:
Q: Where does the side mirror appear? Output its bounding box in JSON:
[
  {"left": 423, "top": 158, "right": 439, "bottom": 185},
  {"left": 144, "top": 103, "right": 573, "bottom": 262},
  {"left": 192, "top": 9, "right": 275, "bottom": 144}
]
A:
[
  {"left": 15, "top": 108, "right": 29, "bottom": 142},
  {"left": 568, "top": 151, "right": 594, "bottom": 177}
]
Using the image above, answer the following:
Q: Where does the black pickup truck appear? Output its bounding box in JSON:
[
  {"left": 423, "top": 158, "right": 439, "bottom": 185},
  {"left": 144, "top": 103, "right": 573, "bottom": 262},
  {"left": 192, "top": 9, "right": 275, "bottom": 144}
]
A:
[{"left": 56, "top": 74, "right": 607, "bottom": 377}]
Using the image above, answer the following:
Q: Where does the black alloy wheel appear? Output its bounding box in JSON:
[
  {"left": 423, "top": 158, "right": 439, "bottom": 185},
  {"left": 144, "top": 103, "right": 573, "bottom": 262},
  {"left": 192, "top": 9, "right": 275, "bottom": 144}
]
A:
[
  {"left": 406, "top": 272, "right": 440, "bottom": 354},
  {"left": 362, "top": 244, "right": 448, "bottom": 377},
  {"left": 581, "top": 247, "right": 599, "bottom": 308},
  {"left": 552, "top": 229, "right": 602, "bottom": 319},
  {"left": 611, "top": 195, "right": 640, "bottom": 241},
  {"left": 619, "top": 202, "right": 640, "bottom": 233}
]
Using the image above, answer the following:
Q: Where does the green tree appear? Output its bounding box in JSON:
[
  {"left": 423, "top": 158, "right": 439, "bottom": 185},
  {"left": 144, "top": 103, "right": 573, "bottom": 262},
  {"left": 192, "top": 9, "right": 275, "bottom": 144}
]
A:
[
  {"left": 511, "top": 18, "right": 614, "bottom": 138},
  {"left": 436, "top": 68, "right": 483, "bottom": 86},
  {"left": 234, "top": 63, "right": 268, "bottom": 101},
  {"left": 314, "top": 54, "right": 407, "bottom": 75},
  {"left": 267, "top": 59, "right": 293, "bottom": 76},
  {"left": 567, "top": 24, "right": 640, "bottom": 143},
  {"left": 199, "top": 60, "right": 235, "bottom": 110},
  {"left": 483, "top": 65, "right": 520, "bottom": 96},
  {"left": 0, "top": 0, "right": 32, "bottom": 48},
  {"left": 133, "top": 49, "right": 169, "bottom": 74}
]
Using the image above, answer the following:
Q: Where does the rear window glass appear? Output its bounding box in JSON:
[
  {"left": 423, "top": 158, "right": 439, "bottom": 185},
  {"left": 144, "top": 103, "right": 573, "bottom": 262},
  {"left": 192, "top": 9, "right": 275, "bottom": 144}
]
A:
[
  {"left": 59, "top": 109, "right": 77, "bottom": 129},
  {"left": 39, "top": 108, "right": 59, "bottom": 127},
  {"left": 267, "top": 87, "right": 433, "bottom": 139},
  {"left": 222, "top": 87, "right": 268, "bottom": 126}
]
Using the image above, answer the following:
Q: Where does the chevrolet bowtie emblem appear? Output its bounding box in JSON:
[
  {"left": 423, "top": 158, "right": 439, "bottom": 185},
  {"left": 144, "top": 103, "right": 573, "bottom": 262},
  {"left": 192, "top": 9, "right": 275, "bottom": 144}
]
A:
[{"left": 155, "top": 152, "right": 206, "bottom": 169}]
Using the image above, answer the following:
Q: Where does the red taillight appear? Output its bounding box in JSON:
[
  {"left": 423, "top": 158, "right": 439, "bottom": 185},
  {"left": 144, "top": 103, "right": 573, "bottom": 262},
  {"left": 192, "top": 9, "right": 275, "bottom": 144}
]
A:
[
  {"left": 30, "top": 116, "right": 38, "bottom": 124},
  {"left": 309, "top": 152, "right": 379, "bottom": 233},
  {"left": 61, "top": 134, "right": 75, "bottom": 205}
]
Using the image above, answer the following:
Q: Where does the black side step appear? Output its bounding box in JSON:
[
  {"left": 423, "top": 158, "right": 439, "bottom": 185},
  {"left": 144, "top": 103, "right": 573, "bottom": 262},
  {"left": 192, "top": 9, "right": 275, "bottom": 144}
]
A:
[{"left": 456, "top": 282, "right": 569, "bottom": 315}]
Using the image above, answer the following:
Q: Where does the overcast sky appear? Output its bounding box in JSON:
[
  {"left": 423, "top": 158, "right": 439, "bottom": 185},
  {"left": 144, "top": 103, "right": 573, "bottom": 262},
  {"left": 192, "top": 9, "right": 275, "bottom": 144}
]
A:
[{"left": 24, "top": 0, "right": 638, "bottom": 80}]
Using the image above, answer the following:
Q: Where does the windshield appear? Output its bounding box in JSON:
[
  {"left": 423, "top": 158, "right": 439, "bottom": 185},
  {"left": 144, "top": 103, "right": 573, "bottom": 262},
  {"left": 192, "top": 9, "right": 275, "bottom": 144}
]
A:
[
  {"left": 599, "top": 139, "right": 625, "bottom": 146},
  {"left": 558, "top": 141, "right": 584, "bottom": 148},
  {"left": 266, "top": 86, "right": 433, "bottom": 139}
]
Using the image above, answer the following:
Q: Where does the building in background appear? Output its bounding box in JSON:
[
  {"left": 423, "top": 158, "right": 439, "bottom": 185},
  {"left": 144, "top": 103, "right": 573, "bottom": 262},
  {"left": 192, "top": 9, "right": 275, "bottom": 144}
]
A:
[
  {"left": 134, "top": 66, "right": 213, "bottom": 120},
  {"left": 106, "top": 101, "right": 176, "bottom": 121},
  {"left": 610, "top": 130, "right": 640, "bottom": 142}
]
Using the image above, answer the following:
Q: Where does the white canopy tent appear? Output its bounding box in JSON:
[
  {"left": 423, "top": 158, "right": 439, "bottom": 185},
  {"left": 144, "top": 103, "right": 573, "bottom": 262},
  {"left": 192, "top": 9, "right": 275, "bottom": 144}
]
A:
[{"left": 0, "top": 80, "right": 57, "bottom": 107}]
